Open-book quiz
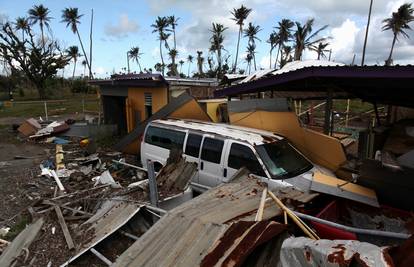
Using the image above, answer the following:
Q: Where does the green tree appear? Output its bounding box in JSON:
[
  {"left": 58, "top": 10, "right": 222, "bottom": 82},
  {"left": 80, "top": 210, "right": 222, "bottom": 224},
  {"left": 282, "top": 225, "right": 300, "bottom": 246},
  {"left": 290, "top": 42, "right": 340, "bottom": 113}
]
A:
[
  {"left": 382, "top": 3, "right": 414, "bottom": 66},
  {"left": 67, "top": 45, "right": 80, "bottom": 79},
  {"left": 81, "top": 59, "right": 87, "bottom": 76},
  {"left": 310, "top": 41, "right": 330, "bottom": 60},
  {"left": 151, "top": 16, "right": 169, "bottom": 75},
  {"left": 168, "top": 48, "right": 178, "bottom": 76},
  {"left": 209, "top": 23, "right": 227, "bottom": 77},
  {"left": 245, "top": 44, "right": 254, "bottom": 74},
  {"left": 179, "top": 59, "right": 185, "bottom": 74},
  {"left": 0, "top": 22, "right": 69, "bottom": 99},
  {"left": 267, "top": 32, "right": 279, "bottom": 69},
  {"left": 61, "top": 7, "right": 92, "bottom": 77},
  {"left": 293, "top": 19, "right": 328, "bottom": 60},
  {"left": 230, "top": 5, "right": 252, "bottom": 72},
  {"left": 275, "top": 19, "right": 294, "bottom": 68},
  {"left": 129, "top": 46, "right": 143, "bottom": 72},
  {"left": 244, "top": 22, "right": 261, "bottom": 71},
  {"left": 28, "top": 4, "right": 52, "bottom": 48},
  {"left": 196, "top": 51, "right": 204, "bottom": 76},
  {"left": 14, "top": 17, "right": 29, "bottom": 41},
  {"left": 187, "top": 55, "right": 193, "bottom": 77},
  {"left": 167, "top": 15, "right": 179, "bottom": 50}
]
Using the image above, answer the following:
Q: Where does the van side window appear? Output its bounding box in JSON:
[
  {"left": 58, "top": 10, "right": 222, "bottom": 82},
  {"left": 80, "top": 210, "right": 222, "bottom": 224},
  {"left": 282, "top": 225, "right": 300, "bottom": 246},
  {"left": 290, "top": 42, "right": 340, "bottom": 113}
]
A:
[
  {"left": 201, "top": 137, "right": 224, "bottom": 164},
  {"left": 228, "top": 143, "right": 266, "bottom": 176},
  {"left": 185, "top": 134, "right": 202, "bottom": 157},
  {"left": 145, "top": 126, "right": 185, "bottom": 150}
]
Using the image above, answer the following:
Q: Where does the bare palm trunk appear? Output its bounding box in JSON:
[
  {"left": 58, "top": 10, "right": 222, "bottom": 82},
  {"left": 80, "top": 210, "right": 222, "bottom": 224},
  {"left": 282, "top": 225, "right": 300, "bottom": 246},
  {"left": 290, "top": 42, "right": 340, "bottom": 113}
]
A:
[
  {"left": 173, "top": 29, "right": 176, "bottom": 50},
  {"left": 274, "top": 44, "right": 281, "bottom": 69},
  {"left": 253, "top": 54, "right": 257, "bottom": 71},
  {"left": 187, "top": 62, "right": 191, "bottom": 77},
  {"left": 234, "top": 26, "right": 242, "bottom": 72},
  {"left": 40, "top": 23, "right": 45, "bottom": 49},
  {"left": 317, "top": 52, "right": 321, "bottom": 60},
  {"left": 127, "top": 53, "right": 130, "bottom": 73},
  {"left": 386, "top": 34, "right": 397, "bottom": 66},
  {"left": 361, "top": 0, "right": 373, "bottom": 66},
  {"left": 269, "top": 48, "right": 273, "bottom": 69},
  {"left": 137, "top": 59, "right": 142, "bottom": 72},
  {"left": 76, "top": 29, "right": 91, "bottom": 77},
  {"left": 72, "top": 59, "right": 77, "bottom": 79},
  {"left": 159, "top": 40, "right": 164, "bottom": 75}
]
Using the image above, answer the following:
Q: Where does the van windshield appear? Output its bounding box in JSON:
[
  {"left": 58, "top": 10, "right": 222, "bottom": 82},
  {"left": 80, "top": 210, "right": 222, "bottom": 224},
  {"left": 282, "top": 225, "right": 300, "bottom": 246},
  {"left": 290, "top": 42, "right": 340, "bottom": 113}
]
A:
[{"left": 256, "top": 140, "right": 313, "bottom": 179}]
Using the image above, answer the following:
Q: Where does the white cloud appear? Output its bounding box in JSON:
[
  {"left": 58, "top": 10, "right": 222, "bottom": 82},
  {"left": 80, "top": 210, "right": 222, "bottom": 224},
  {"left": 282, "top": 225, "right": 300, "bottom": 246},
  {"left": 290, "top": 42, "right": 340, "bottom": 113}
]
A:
[
  {"left": 330, "top": 19, "right": 360, "bottom": 63},
  {"left": 104, "top": 14, "right": 139, "bottom": 39}
]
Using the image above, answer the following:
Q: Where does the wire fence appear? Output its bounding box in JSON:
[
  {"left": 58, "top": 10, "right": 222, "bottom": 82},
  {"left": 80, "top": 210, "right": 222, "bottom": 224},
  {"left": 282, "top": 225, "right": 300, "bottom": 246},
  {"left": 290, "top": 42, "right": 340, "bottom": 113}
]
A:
[{"left": 0, "top": 97, "right": 101, "bottom": 119}]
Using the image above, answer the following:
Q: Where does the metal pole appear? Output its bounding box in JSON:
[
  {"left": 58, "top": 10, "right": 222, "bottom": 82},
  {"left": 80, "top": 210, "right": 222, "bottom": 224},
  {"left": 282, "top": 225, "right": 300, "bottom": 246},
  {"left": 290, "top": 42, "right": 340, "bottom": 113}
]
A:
[
  {"left": 44, "top": 101, "right": 48, "bottom": 121},
  {"left": 345, "top": 99, "right": 350, "bottom": 127},
  {"left": 361, "top": 0, "right": 373, "bottom": 66},
  {"left": 324, "top": 90, "right": 333, "bottom": 135},
  {"left": 147, "top": 160, "right": 159, "bottom": 207}
]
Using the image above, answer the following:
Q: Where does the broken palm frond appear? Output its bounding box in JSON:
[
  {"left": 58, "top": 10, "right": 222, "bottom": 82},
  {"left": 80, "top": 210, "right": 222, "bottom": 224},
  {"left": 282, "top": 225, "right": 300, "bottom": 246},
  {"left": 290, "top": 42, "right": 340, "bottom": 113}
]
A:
[
  {"left": 255, "top": 187, "right": 268, "bottom": 221},
  {"left": 267, "top": 190, "right": 319, "bottom": 240}
]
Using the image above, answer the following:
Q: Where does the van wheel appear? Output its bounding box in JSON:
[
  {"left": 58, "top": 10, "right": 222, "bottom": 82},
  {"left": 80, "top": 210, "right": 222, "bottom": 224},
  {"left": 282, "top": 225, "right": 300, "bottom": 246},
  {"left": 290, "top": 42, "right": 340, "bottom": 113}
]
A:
[{"left": 154, "top": 162, "right": 163, "bottom": 172}]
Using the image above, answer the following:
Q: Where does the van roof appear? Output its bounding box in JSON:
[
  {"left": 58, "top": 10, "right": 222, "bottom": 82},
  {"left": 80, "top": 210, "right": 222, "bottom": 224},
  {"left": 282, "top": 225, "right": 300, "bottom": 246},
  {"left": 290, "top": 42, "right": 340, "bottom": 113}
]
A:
[{"left": 150, "top": 119, "right": 283, "bottom": 146}]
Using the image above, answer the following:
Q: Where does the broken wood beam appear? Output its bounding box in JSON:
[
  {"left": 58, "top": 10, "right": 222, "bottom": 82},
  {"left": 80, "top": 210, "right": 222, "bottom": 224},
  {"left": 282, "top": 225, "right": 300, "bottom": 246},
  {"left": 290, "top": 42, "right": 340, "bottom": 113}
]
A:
[
  {"left": 54, "top": 205, "right": 75, "bottom": 250},
  {"left": 255, "top": 187, "right": 267, "bottom": 221},
  {"left": 119, "top": 230, "right": 139, "bottom": 241}
]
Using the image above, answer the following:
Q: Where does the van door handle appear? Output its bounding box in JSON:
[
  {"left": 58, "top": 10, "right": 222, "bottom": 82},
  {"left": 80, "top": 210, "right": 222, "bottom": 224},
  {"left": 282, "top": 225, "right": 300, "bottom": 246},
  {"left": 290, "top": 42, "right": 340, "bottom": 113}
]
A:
[
  {"left": 223, "top": 168, "right": 227, "bottom": 177},
  {"left": 200, "top": 161, "right": 204, "bottom": 170}
]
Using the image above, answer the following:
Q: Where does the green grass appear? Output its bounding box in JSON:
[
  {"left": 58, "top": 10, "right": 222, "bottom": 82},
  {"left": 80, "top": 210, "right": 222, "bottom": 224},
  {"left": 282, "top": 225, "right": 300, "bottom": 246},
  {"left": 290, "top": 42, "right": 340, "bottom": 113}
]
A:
[
  {"left": 4, "top": 215, "right": 29, "bottom": 241},
  {"left": 0, "top": 96, "right": 100, "bottom": 118}
]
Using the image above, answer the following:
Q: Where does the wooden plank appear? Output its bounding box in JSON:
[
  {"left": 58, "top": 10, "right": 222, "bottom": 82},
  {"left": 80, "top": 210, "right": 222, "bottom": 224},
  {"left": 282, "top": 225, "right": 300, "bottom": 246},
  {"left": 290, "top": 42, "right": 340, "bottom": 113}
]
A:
[
  {"left": 90, "top": 248, "right": 112, "bottom": 266},
  {"left": 54, "top": 205, "right": 75, "bottom": 250}
]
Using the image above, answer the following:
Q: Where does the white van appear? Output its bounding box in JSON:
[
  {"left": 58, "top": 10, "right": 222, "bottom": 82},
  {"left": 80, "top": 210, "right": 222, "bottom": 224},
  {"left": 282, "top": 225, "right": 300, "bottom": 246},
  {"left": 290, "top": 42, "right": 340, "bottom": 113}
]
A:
[{"left": 141, "top": 119, "right": 324, "bottom": 192}]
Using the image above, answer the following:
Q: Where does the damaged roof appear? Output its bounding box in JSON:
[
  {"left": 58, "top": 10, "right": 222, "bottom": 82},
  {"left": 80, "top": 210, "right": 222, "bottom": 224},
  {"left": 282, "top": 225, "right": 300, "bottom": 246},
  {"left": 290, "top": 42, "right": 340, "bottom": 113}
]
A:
[
  {"left": 215, "top": 61, "right": 414, "bottom": 107},
  {"left": 152, "top": 118, "right": 284, "bottom": 146}
]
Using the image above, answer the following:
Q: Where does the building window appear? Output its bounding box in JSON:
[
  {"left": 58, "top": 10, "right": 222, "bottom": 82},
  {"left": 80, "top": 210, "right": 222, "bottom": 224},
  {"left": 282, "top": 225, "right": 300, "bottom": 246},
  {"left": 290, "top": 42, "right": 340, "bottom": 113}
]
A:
[{"left": 144, "top": 93, "right": 152, "bottom": 119}]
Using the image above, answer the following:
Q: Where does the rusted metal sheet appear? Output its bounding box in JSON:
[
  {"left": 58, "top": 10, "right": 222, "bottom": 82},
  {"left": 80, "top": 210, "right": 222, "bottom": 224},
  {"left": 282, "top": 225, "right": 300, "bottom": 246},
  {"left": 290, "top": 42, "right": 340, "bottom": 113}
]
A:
[
  {"left": 113, "top": 169, "right": 284, "bottom": 267},
  {"left": 200, "top": 221, "right": 287, "bottom": 267},
  {"left": 280, "top": 237, "right": 394, "bottom": 267}
]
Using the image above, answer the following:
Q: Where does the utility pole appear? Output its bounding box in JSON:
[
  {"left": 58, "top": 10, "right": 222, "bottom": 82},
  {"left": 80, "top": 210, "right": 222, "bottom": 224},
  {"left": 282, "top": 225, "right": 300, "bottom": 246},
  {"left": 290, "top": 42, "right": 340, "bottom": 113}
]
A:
[{"left": 361, "top": 0, "right": 373, "bottom": 66}]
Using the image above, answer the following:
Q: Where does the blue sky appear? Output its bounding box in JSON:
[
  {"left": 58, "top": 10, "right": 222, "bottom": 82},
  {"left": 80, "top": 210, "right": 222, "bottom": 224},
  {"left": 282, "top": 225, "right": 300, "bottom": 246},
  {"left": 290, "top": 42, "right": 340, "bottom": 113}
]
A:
[{"left": 1, "top": 0, "right": 413, "bottom": 78}]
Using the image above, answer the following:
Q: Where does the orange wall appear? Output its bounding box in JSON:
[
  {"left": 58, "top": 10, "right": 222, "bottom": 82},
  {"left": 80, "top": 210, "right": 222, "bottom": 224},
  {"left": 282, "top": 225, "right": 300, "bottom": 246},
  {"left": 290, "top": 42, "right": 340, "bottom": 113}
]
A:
[
  {"left": 229, "top": 110, "right": 346, "bottom": 172},
  {"left": 127, "top": 86, "right": 168, "bottom": 129},
  {"left": 170, "top": 100, "right": 212, "bottom": 121}
]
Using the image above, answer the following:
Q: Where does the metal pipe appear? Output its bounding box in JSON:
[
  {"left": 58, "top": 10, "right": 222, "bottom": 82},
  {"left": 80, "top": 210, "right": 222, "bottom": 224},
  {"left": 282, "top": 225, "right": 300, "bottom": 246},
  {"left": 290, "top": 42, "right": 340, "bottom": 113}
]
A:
[
  {"left": 147, "top": 160, "right": 159, "bottom": 207},
  {"left": 293, "top": 211, "right": 410, "bottom": 239},
  {"left": 145, "top": 205, "right": 167, "bottom": 215},
  {"left": 111, "top": 159, "right": 147, "bottom": 172}
]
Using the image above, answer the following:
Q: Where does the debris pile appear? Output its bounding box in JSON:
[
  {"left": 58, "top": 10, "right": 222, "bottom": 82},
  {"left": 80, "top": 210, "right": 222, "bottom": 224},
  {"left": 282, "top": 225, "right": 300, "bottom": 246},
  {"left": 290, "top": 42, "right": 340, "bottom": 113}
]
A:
[{"left": 0, "top": 140, "right": 196, "bottom": 266}]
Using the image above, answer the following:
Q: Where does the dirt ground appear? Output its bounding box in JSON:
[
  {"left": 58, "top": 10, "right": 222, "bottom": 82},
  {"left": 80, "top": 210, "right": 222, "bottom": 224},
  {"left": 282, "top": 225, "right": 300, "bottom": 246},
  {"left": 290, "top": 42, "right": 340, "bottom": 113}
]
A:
[{"left": 0, "top": 121, "right": 52, "bottom": 236}]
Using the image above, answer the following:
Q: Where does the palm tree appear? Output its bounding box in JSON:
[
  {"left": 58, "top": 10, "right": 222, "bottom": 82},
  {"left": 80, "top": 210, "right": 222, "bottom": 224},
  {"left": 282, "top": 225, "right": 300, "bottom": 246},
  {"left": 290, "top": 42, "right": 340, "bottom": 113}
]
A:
[
  {"left": 267, "top": 32, "right": 279, "bottom": 68},
  {"left": 382, "top": 3, "right": 414, "bottom": 66},
  {"left": 187, "top": 55, "right": 193, "bottom": 77},
  {"left": 151, "top": 16, "right": 169, "bottom": 75},
  {"left": 196, "top": 51, "right": 204, "bottom": 76},
  {"left": 167, "top": 16, "right": 179, "bottom": 50},
  {"left": 209, "top": 23, "right": 227, "bottom": 76},
  {"left": 293, "top": 19, "right": 328, "bottom": 61},
  {"left": 67, "top": 46, "right": 80, "bottom": 79},
  {"left": 14, "top": 17, "right": 29, "bottom": 41},
  {"left": 154, "top": 63, "right": 163, "bottom": 72},
  {"left": 245, "top": 45, "right": 255, "bottom": 74},
  {"left": 28, "top": 4, "right": 52, "bottom": 48},
  {"left": 244, "top": 22, "right": 261, "bottom": 70},
  {"left": 129, "top": 46, "right": 143, "bottom": 72},
  {"left": 179, "top": 60, "right": 185, "bottom": 74},
  {"left": 168, "top": 49, "right": 178, "bottom": 76},
  {"left": 310, "top": 42, "right": 330, "bottom": 60},
  {"left": 274, "top": 19, "right": 294, "bottom": 68},
  {"left": 231, "top": 5, "right": 252, "bottom": 72},
  {"left": 361, "top": 0, "right": 374, "bottom": 66},
  {"left": 281, "top": 45, "right": 293, "bottom": 67},
  {"left": 61, "top": 7, "right": 91, "bottom": 77},
  {"left": 81, "top": 59, "right": 87, "bottom": 76}
]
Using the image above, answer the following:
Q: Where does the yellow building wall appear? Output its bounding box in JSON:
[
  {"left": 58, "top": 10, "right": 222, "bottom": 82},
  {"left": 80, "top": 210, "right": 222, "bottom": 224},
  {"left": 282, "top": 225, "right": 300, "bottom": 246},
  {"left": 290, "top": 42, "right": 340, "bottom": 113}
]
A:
[
  {"left": 123, "top": 98, "right": 212, "bottom": 155},
  {"left": 127, "top": 86, "right": 168, "bottom": 129},
  {"left": 229, "top": 110, "right": 346, "bottom": 172}
]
